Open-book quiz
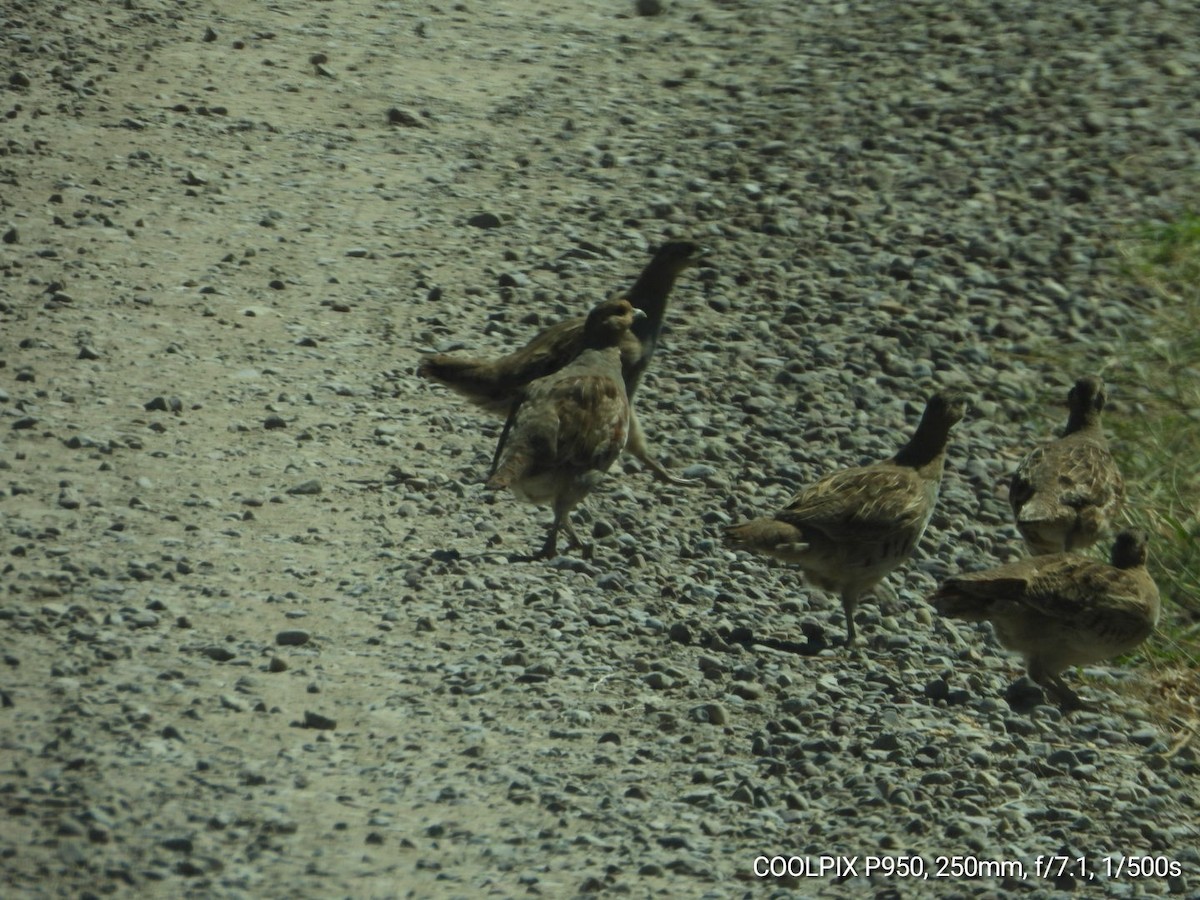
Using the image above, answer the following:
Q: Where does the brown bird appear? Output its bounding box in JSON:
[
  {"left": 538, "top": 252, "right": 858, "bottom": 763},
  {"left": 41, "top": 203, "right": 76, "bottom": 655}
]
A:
[
  {"left": 1009, "top": 375, "right": 1124, "bottom": 555},
  {"left": 724, "top": 390, "right": 968, "bottom": 646},
  {"left": 930, "top": 530, "right": 1159, "bottom": 711},
  {"left": 418, "top": 241, "right": 708, "bottom": 483},
  {"left": 487, "top": 298, "right": 642, "bottom": 560}
]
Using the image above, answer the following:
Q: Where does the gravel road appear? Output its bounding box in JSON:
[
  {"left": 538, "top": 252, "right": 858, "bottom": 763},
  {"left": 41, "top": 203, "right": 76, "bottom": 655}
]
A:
[{"left": 2, "top": 0, "right": 1197, "bottom": 896}]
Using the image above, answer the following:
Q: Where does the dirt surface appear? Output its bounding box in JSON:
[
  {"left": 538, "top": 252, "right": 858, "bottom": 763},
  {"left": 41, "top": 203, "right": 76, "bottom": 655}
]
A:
[{"left": 3, "top": 0, "right": 1198, "bottom": 898}]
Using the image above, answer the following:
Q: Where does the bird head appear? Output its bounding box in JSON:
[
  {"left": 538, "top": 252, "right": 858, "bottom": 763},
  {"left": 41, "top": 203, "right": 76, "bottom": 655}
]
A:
[
  {"left": 582, "top": 299, "right": 644, "bottom": 345},
  {"left": 654, "top": 240, "right": 712, "bottom": 272},
  {"left": 1068, "top": 375, "right": 1106, "bottom": 415},
  {"left": 924, "top": 389, "right": 969, "bottom": 428}
]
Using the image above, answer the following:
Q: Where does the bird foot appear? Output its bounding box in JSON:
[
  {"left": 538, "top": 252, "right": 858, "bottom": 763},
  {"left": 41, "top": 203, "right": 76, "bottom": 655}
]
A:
[
  {"left": 653, "top": 471, "right": 698, "bottom": 487},
  {"left": 510, "top": 537, "right": 559, "bottom": 563},
  {"left": 559, "top": 537, "right": 594, "bottom": 559},
  {"left": 511, "top": 539, "right": 592, "bottom": 563},
  {"left": 1042, "top": 674, "right": 1100, "bottom": 713},
  {"left": 642, "top": 458, "right": 698, "bottom": 487},
  {"left": 1055, "top": 689, "right": 1099, "bottom": 714},
  {"left": 560, "top": 525, "right": 592, "bottom": 559},
  {"left": 508, "top": 551, "right": 546, "bottom": 563},
  {"left": 841, "top": 638, "right": 867, "bottom": 661}
]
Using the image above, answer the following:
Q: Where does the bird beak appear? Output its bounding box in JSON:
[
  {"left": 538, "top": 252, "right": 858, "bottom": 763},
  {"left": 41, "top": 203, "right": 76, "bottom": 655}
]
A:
[{"left": 631, "top": 308, "right": 648, "bottom": 321}]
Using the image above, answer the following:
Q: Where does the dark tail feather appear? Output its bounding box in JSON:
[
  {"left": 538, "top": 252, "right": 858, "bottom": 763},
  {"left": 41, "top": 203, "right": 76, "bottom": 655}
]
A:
[
  {"left": 417, "top": 354, "right": 490, "bottom": 385},
  {"left": 929, "top": 586, "right": 991, "bottom": 621},
  {"left": 723, "top": 518, "right": 802, "bottom": 552},
  {"left": 486, "top": 446, "right": 529, "bottom": 491},
  {"left": 417, "top": 355, "right": 512, "bottom": 413}
]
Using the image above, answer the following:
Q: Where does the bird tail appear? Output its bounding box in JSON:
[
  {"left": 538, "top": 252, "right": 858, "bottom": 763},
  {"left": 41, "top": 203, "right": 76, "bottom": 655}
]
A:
[
  {"left": 1015, "top": 492, "right": 1067, "bottom": 530},
  {"left": 929, "top": 585, "right": 992, "bottom": 621},
  {"left": 417, "top": 355, "right": 512, "bottom": 414},
  {"left": 1015, "top": 516, "right": 1069, "bottom": 556},
  {"left": 723, "top": 518, "right": 805, "bottom": 554},
  {"left": 486, "top": 447, "right": 529, "bottom": 491},
  {"left": 485, "top": 468, "right": 512, "bottom": 491}
]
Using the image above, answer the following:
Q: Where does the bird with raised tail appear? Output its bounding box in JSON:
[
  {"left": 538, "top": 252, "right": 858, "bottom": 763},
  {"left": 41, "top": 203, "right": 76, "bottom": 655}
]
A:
[
  {"left": 724, "top": 390, "right": 968, "bottom": 647},
  {"left": 930, "top": 529, "right": 1159, "bottom": 711},
  {"left": 1009, "top": 375, "right": 1124, "bottom": 555},
  {"left": 486, "top": 299, "right": 643, "bottom": 560},
  {"left": 418, "top": 241, "right": 709, "bottom": 483}
]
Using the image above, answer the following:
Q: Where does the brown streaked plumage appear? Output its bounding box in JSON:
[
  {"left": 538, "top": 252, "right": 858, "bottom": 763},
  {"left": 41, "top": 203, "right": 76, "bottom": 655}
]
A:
[
  {"left": 724, "top": 390, "right": 968, "bottom": 646},
  {"left": 486, "top": 299, "right": 642, "bottom": 560},
  {"left": 931, "top": 530, "right": 1159, "bottom": 711},
  {"left": 1009, "top": 375, "right": 1124, "bottom": 556},
  {"left": 418, "top": 241, "right": 709, "bottom": 483}
]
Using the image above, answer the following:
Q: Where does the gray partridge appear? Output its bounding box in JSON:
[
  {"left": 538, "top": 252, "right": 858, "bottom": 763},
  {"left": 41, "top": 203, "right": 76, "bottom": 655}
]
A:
[
  {"left": 725, "top": 390, "right": 968, "bottom": 646},
  {"left": 1009, "top": 375, "right": 1124, "bottom": 555},
  {"left": 486, "top": 299, "right": 642, "bottom": 560},
  {"left": 931, "top": 530, "right": 1159, "bottom": 711},
  {"left": 418, "top": 241, "right": 708, "bottom": 483}
]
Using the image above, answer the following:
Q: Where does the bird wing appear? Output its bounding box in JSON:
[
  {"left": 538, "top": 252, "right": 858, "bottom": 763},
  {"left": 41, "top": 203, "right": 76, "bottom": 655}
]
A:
[
  {"left": 1012, "top": 437, "right": 1123, "bottom": 520},
  {"left": 1054, "top": 440, "right": 1124, "bottom": 511},
  {"left": 417, "top": 317, "right": 588, "bottom": 416},
  {"left": 1008, "top": 444, "right": 1043, "bottom": 516},
  {"left": 490, "top": 317, "right": 589, "bottom": 385},
  {"left": 486, "top": 397, "right": 558, "bottom": 489},
  {"left": 540, "top": 372, "right": 630, "bottom": 473},
  {"left": 933, "top": 554, "right": 1074, "bottom": 619},
  {"left": 421, "top": 315, "right": 651, "bottom": 413},
  {"left": 775, "top": 465, "right": 933, "bottom": 544},
  {"left": 943, "top": 554, "right": 1155, "bottom": 622},
  {"left": 941, "top": 554, "right": 1081, "bottom": 602},
  {"left": 1020, "top": 560, "right": 1156, "bottom": 622}
]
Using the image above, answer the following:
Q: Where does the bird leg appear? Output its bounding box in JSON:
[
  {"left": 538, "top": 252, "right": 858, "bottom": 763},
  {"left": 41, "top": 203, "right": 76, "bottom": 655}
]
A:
[
  {"left": 841, "top": 591, "right": 860, "bottom": 647},
  {"left": 561, "top": 517, "right": 592, "bottom": 559},
  {"left": 531, "top": 507, "right": 565, "bottom": 561},
  {"left": 504, "top": 511, "right": 560, "bottom": 562},
  {"left": 526, "top": 503, "right": 590, "bottom": 561},
  {"left": 1029, "top": 660, "right": 1096, "bottom": 712}
]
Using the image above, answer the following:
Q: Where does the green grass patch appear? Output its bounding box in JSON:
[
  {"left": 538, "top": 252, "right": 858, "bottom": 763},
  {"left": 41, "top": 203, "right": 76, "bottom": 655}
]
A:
[
  {"left": 1019, "top": 213, "right": 1200, "bottom": 722},
  {"left": 1107, "top": 213, "right": 1200, "bottom": 708},
  {"left": 1113, "top": 215, "right": 1200, "bottom": 614}
]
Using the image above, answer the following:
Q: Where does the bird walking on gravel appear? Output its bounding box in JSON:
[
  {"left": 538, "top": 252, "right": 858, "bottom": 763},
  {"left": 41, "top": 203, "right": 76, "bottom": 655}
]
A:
[
  {"left": 930, "top": 529, "right": 1159, "bottom": 711},
  {"left": 487, "top": 299, "right": 642, "bottom": 560},
  {"left": 1009, "top": 375, "right": 1124, "bottom": 556},
  {"left": 724, "top": 390, "right": 968, "bottom": 647},
  {"left": 418, "top": 241, "right": 709, "bottom": 484}
]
